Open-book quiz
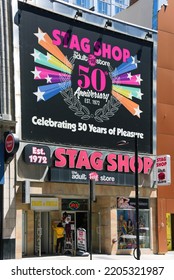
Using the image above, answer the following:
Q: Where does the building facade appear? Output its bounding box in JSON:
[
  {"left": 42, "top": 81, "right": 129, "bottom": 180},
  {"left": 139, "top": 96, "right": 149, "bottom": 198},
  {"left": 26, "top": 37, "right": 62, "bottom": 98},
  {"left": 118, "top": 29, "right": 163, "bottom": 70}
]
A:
[
  {"left": 0, "top": 0, "right": 158, "bottom": 259},
  {"left": 157, "top": 0, "right": 174, "bottom": 253}
]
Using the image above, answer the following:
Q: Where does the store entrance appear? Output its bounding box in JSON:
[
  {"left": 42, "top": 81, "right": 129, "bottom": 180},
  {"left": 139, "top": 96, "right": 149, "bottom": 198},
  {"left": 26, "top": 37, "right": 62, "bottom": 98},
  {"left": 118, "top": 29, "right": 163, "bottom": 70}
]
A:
[
  {"left": 62, "top": 211, "right": 88, "bottom": 255},
  {"left": 76, "top": 212, "right": 88, "bottom": 231},
  {"left": 61, "top": 198, "right": 88, "bottom": 255}
]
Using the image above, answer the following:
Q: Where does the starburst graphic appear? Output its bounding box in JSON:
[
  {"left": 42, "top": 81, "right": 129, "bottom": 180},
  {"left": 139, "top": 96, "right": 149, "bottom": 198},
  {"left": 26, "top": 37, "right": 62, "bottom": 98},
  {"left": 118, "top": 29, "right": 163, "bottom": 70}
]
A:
[
  {"left": 31, "top": 28, "right": 72, "bottom": 101},
  {"left": 111, "top": 56, "right": 143, "bottom": 118},
  {"left": 31, "top": 28, "right": 143, "bottom": 119},
  {"left": 111, "top": 55, "right": 143, "bottom": 118}
]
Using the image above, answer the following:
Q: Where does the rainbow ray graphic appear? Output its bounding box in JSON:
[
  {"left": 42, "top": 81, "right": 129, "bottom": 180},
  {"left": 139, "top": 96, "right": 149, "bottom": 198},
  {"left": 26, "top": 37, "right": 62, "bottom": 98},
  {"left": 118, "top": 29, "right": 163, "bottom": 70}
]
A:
[
  {"left": 31, "top": 28, "right": 73, "bottom": 101},
  {"left": 111, "top": 55, "right": 143, "bottom": 118}
]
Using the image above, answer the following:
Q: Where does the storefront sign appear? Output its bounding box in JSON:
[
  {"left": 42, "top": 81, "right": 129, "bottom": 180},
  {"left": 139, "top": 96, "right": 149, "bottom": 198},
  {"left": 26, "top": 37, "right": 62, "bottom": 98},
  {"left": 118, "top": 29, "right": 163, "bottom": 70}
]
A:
[
  {"left": 53, "top": 147, "right": 153, "bottom": 174},
  {"left": 19, "top": 2, "right": 153, "bottom": 153},
  {"left": 156, "top": 155, "right": 171, "bottom": 185},
  {"left": 23, "top": 144, "right": 51, "bottom": 165},
  {"left": 31, "top": 197, "right": 59, "bottom": 211},
  {"left": 49, "top": 147, "right": 154, "bottom": 185},
  {"left": 49, "top": 168, "right": 131, "bottom": 185}
]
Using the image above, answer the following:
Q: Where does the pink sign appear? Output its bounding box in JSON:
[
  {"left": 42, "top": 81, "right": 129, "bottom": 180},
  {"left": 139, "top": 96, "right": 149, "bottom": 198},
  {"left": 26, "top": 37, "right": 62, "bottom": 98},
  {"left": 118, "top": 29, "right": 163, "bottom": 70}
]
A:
[
  {"left": 89, "top": 172, "right": 99, "bottom": 181},
  {"left": 53, "top": 147, "right": 154, "bottom": 175}
]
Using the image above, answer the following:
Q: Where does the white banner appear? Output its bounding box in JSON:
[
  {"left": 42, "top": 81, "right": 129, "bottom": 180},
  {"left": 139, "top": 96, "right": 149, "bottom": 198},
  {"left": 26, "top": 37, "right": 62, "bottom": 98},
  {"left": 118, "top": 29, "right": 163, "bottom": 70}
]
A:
[
  {"left": 77, "top": 228, "right": 87, "bottom": 251},
  {"left": 0, "top": 259, "right": 172, "bottom": 280}
]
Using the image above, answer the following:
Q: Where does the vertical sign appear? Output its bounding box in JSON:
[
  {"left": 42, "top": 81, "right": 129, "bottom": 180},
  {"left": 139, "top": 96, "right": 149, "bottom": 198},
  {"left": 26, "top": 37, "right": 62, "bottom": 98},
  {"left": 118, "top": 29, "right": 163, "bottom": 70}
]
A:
[{"left": 156, "top": 155, "right": 171, "bottom": 185}]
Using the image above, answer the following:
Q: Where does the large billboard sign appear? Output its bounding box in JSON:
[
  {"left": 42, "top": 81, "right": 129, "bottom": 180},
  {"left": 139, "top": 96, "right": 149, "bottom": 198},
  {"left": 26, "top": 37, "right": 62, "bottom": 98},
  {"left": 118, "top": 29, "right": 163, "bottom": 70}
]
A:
[{"left": 19, "top": 3, "right": 153, "bottom": 153}]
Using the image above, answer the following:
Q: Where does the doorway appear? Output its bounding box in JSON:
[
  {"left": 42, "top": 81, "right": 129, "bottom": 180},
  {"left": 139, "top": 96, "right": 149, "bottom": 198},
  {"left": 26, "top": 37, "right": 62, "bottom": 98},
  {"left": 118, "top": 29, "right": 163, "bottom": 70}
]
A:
[
  {"left": 76, "top": 212, "right": 88, "bottom": 252},
  {"left": 76, "top": 212, "right": 88, "bottom": 231},
  {"left": 62, "top": 211, "right": 88, "bottom": 254}
]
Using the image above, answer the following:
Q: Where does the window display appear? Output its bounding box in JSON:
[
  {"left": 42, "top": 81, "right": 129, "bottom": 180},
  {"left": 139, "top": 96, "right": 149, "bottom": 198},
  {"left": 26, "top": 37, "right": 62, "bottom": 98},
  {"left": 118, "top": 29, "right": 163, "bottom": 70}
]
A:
[{"left": 117, "top": 197, "right": 150, "bottom": 249}]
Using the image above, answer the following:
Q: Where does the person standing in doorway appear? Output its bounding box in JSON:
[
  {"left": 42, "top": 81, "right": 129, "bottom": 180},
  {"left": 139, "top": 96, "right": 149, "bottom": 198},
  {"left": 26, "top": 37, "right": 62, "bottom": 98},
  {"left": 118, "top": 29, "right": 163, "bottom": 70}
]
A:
[
  {"left": 52, "top": 222, "right": 65, "bottom": 255},
  {"left": 65, "top": 215, "right": 71, "bottom": 244}
]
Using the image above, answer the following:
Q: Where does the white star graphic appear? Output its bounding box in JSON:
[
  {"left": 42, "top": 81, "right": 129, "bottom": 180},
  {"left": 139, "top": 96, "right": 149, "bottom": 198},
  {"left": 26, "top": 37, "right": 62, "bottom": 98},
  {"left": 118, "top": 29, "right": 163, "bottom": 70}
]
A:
[
  {"left": 33, "top": 88, "right": 45, "bottom": 101},
  {"left": 46, "top": 75, "right": 52, "bottom": 83},
  {"left": 31, "top": 67, "right": 41, "bottom": 79},
  {"left": 134, "top": 55, "right": 140, "bottom": 64},
  {"left": 134, "top": 106, "right": 143, "bottom": 118},
  {"left": 34, "top": 28, "right": 46, "bottom": 43},
  {"left": 136, "top": 75, "right": 143, "bottom": 84},
  {"left": 136, "top": 89, "right": 144, "bottom": 100},
  {"left": 31, "top": 49, "right": 41, "bottom": 61},
  {"left": 47, "top": 53, "right": 52, "bottom": 61},
  {"left": 130, "top": 56, "right": 137, "bottom": 69},
  {"left": 131, "top": 56, "right": 135, "bottom": 64},
  {"left": 127, "top": 72, "right": 132, "bottom": 80}
]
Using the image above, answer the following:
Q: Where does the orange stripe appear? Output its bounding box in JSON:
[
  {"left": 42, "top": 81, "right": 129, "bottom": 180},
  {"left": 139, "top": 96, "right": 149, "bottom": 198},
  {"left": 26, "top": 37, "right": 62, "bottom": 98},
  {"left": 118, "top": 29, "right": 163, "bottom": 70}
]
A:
[
  {"left": 112, "top": 90, "right": 138, "bottom": 116},
  {"left": 39, "top": 33, "right": 72, "bottom": 70}
]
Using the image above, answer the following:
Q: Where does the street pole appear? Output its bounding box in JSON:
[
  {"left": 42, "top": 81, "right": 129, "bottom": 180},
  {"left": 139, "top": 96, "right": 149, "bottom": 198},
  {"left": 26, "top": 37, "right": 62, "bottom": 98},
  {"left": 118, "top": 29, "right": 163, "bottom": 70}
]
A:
[
  {"left": 135, "top": 135, "right": 140, "bottom": 260},
  {"left": 89, "top": 179, "right": 94, "bottom": 260}
]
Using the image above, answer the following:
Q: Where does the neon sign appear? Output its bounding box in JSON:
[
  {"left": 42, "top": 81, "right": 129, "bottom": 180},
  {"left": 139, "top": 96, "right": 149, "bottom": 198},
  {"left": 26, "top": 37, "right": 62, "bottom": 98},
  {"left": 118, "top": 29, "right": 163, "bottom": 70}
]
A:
[{"left": 69, "top": 201, "right": 80, "bottom": 210}]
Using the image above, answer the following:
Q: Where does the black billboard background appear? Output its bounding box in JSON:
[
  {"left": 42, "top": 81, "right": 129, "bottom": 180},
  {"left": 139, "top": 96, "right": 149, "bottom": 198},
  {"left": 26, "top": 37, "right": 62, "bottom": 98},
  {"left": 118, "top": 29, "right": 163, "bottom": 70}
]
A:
[{"left": 19, "top": 3, "right": 153, "bottom": 153}]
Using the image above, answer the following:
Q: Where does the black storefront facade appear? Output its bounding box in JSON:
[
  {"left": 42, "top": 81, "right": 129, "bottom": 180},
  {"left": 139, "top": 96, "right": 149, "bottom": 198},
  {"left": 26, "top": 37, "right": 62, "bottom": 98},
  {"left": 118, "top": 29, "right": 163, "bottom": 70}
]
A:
[{"left": 14, "top": 1, "right": 157, "bottom": 258}]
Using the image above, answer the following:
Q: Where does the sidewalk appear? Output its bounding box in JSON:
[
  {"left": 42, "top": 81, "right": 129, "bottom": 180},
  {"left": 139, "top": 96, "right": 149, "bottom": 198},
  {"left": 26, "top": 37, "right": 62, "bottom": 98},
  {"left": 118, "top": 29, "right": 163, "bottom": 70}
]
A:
[{"left": 22, "top": 251, "right": 174, "bottom": 261}]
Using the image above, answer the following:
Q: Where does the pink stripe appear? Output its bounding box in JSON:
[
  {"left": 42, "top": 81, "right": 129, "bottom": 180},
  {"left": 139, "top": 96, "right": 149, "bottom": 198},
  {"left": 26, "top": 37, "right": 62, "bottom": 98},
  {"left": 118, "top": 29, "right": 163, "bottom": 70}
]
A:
[{"left": 35, "top": 67, "right": 70, "bottom": 79}]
